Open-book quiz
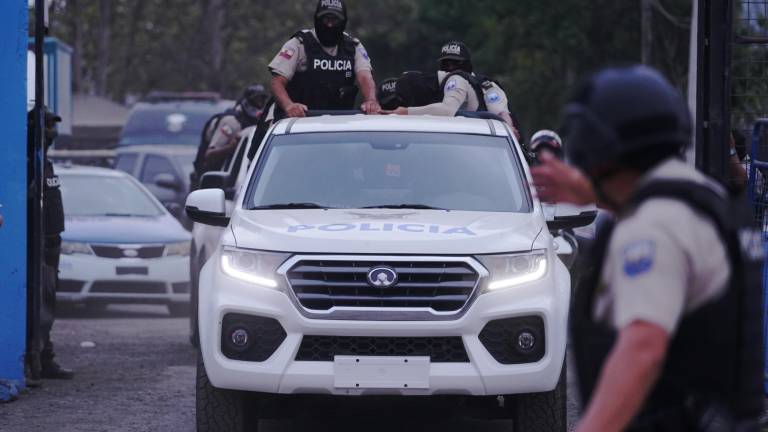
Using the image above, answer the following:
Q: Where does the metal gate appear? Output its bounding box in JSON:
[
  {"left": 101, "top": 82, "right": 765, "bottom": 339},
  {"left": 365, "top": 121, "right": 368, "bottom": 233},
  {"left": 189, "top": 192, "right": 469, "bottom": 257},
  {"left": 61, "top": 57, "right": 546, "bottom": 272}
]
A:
[{"left": 732, "top": 0, "right": 768, "bottom": 395}]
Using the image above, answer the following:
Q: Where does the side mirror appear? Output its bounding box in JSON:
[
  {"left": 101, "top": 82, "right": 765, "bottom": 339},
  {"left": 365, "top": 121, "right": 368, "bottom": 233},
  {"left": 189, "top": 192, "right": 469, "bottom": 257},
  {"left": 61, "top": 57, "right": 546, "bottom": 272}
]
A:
[
  {"left": 548, "top": 211, "right": 597, "bottom": 231},
  {"left": 185, "top": 189, "right": 229, "bottom": 227},
  {"left": 544, "top": 203, "right": 597, "bottom": 231},
  {"left": 154, "top": 173, "right": 181, "bottom": 191},
  {"left": 200, "top": 171, "right": 229, "bottom": 190}
]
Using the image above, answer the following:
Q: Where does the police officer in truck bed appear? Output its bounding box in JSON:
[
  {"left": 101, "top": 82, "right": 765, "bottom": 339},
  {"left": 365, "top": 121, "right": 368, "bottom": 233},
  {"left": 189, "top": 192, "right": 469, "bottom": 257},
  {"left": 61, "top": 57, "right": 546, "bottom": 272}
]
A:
[{"left": 268, "top": 0, "right": 380, "bottom": 119}]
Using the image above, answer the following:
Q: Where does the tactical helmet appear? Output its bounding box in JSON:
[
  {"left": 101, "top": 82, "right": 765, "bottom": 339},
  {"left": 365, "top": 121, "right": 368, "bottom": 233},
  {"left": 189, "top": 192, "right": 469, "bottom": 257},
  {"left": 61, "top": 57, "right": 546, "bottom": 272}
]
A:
[
  {"left": 377, "top": 77, "right": 400, "bottom": 110},
  {"left": 438, "top": 41, "right": 473, "bottom": 72},
  {"left": 563, "top": 65, "right": 691, "bottom": 178},
  {"left": 530, "top": 129, "right": 563, "bottom": 158},
  {"left": 241, "top": 84, "right": 268, "bottom": 118}
]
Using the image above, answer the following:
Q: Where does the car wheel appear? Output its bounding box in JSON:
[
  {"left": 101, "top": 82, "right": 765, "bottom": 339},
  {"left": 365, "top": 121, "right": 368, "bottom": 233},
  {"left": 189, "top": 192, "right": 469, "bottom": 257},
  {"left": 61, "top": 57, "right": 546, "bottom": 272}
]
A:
[
  {"left": 167, "top": 303, "right": 189, "bottom": 317},
  {"left": 196, "top": 353, "right": 260, "bottom": 432},
  {"left": 507, "top": 362, "right": 567, "bottom": 432}
]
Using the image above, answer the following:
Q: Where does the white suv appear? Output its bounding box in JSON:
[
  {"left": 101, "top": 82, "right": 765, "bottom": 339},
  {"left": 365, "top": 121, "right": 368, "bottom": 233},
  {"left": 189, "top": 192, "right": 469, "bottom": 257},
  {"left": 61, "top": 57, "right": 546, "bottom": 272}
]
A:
[{"left": 186, "top": 115, "right": 592, "bottom": 431}]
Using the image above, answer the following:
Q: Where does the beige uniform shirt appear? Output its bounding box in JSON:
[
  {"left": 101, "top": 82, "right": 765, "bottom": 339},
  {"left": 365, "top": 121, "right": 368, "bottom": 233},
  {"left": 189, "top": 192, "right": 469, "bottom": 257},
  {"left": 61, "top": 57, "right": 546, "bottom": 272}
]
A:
[
  {"left": 206, "top": 115, "right": 242, "bottom": 152},
  {"left": 594, "top": 158, "right": 731, "bottom": 335},
  {"left": 268, "top": 29, "right": 373, "bottom": 81},
  {"left": 407, "top": 71, "right": 510, "bottom": 117}
]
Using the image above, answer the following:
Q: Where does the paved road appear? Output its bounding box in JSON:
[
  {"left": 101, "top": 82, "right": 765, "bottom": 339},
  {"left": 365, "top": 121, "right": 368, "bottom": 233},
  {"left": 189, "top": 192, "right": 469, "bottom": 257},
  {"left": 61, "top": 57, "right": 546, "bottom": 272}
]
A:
[{"left": 1, "top": 304, "right": 580, "bottom": 432}]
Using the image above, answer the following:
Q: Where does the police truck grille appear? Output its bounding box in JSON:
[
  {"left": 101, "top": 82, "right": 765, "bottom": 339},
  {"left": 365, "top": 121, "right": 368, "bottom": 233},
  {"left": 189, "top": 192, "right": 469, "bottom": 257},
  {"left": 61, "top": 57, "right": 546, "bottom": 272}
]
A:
[
  {"left": 286, "top": 259, "right": 479, "bottom": 312},
  {"left": 90, "top": 244, "right": 165, "bottom": 259},
  {"left": 296, "top": 335, "right": 469, "bottom": 362}
]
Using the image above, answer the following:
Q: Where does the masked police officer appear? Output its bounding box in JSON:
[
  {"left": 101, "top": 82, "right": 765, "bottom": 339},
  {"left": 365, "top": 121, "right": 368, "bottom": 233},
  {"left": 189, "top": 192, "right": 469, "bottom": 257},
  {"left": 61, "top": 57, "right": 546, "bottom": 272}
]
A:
[
  {"left": 268, "top": 0, "right": 380, "bottom": 119},
  {"left": 35, "top": 109, "right": 74, "bottom": 380},
  {"left": 532, "top": 65, "right": 764, "bottom": 431},
  {"left": 196, "top": 84, "right": 266, "bottom": 178},
  {"left": 384, "top": 41, "right": 518, "bottom": 133}
]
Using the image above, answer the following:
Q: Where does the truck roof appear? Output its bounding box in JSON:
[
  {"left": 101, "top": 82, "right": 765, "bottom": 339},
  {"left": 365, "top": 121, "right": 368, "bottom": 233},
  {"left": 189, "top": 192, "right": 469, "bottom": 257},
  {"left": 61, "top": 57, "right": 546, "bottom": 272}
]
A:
[{"left": 272, "top": 115, "right": 513, "bottom": 137}]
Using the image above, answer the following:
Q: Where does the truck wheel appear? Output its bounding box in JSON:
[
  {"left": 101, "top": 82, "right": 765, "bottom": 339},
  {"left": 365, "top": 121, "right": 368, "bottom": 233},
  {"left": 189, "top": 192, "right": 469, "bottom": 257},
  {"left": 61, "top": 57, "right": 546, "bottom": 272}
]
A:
[
  {"left": 508, "top": 363, "right": 566, "bottom": 432},
  {"left": 196, "top": 353, "right": 259, "bottom": 432}
]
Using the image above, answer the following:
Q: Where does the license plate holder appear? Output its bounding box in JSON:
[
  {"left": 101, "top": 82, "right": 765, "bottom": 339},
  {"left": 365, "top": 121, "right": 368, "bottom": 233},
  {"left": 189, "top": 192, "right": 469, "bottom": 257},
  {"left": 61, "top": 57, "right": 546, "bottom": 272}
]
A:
[
  {"left": 116, "top": 266, "right": 148, "bottom": 276},
  {"left": 333, "top": 356, "right": 430, "bottom": 389}
]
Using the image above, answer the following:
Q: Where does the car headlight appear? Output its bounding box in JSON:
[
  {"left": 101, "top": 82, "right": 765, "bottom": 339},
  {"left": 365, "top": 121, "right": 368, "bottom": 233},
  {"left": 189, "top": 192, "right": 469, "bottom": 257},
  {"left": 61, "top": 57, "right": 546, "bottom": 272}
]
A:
[
  {"left": 220, "top": 248, "right": 289, "bottom": 289},
  {"left": 61, "top": 241, "right": 93, "bottom": 255},
  {"left": 476, "top": 251, "right": 548, "bottom": 291},
  {"left": 165, "top": 241, "right": 191, "bottom": 257}
]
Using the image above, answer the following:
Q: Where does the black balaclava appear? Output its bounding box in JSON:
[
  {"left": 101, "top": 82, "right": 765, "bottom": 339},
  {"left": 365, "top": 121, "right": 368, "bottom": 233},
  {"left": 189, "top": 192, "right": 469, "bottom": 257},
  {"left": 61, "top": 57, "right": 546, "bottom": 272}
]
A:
[{"left": 314, "top": 0, "right": 347, "bottom": 47}]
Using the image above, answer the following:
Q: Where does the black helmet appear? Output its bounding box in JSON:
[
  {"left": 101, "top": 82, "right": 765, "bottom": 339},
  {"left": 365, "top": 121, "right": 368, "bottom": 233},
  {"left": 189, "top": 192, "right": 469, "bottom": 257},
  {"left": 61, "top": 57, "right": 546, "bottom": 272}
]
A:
[
  {"left": 377, "top": 77, "right": 400, "bottom": 110},
  {"left": 241, "top": 84, "right": 267, "bottom": 118},
  {"left": 438, "top": 41, "right": 473, "bottom": 72},
  {"left": 315, "top": 0, "right": 347, "bottom": 47},
  {"left": 563, "top": 65, "right": 691, "bottom": 178}
]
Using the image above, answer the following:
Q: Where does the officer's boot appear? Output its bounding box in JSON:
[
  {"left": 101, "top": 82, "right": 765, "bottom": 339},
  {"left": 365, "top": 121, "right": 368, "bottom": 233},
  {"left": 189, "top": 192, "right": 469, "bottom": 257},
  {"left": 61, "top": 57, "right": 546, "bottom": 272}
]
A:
[{"left": 40, "top": 340, "right": 74, "bottom": 380}]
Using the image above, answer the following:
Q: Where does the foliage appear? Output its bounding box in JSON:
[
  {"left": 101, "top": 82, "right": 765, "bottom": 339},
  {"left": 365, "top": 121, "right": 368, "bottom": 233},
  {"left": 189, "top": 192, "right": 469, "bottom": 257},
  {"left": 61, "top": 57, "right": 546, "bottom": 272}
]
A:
[{"left": 48, "top": 0, "right": 692, "bottom": 135}]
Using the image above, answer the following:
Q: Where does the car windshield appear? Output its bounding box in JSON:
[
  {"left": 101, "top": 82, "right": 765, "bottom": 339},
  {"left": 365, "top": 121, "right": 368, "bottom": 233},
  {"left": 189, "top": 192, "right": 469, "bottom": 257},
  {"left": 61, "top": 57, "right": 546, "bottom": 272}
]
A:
[
  {"left": 119, "top": 103, "right": 227, "bottom": 146},
  {"left": 60, "top": 173, "right": 164, "bottom": 217},
  {"left": 246, "top": 132, "right": 531, "bottom": 213}
]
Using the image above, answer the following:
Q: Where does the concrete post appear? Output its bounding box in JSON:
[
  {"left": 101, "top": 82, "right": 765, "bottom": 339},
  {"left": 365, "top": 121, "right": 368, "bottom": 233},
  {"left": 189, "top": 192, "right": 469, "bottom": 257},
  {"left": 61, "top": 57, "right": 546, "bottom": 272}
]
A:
[{"left": 0, "top": 0, "right": 29, "bottom": 401}]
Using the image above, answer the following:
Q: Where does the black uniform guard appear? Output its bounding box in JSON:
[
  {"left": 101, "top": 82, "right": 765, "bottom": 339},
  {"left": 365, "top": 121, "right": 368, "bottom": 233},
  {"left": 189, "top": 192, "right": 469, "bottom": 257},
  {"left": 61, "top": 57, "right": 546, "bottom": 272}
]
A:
[
  {"left": 37, "top": 109, "right": 74, "bottom": 380},
  {"left": 565, "top": 66, "right": 763, "bottom": 431}
]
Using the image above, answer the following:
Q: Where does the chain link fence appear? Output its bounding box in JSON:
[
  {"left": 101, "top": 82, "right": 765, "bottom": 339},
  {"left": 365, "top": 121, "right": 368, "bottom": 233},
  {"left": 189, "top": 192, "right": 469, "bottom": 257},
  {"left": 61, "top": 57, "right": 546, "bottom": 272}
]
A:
[{"left": 734, "top": 1, "right": 768, "bottom": 228}]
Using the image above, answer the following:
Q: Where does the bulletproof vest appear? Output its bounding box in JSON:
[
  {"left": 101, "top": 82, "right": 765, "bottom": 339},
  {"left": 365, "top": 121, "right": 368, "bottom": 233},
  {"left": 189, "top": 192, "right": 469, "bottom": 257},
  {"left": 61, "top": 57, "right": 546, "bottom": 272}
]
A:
[
  {"left": 281, "top": 31, "right": 358, "bottom": 117},
  {"left": 572, "top": 180, "right": 765, "bottom": 430},
  {"left": 43, "top": 159, "right": 64, "bottom": 236},
  {"left": 193, "top": 108, "right": 236, "bottom": 176},
  {"left": 439, "top": 71, "right": 500, "bottom": 112}
]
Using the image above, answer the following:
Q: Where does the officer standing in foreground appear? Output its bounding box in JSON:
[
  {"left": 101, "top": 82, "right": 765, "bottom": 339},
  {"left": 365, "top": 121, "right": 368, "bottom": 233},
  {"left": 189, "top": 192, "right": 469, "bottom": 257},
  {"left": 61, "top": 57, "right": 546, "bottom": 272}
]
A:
[
  {"left": 532, "top": 66, "right": 764, "bottom": 431},
  {"left": 268, "top": 0, "right": 380, "bottom": 118},
  {"left": 383, "top": 41, "right": 518, "bottom": 133},
  {"left": 35, "top": 109, "right": 74, "bottom": 380}
]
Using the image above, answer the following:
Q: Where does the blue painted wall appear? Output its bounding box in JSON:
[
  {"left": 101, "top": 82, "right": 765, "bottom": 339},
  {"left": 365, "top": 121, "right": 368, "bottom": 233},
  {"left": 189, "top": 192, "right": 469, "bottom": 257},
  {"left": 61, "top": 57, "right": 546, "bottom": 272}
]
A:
[{"left": 0, "top": 0, "right": 29, "bottom": 388}]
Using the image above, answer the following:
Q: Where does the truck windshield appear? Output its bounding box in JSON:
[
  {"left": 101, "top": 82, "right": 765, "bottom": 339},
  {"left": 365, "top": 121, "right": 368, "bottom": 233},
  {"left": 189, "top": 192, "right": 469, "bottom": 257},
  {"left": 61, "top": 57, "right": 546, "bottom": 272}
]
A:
[{"left": 246, "top": 132, "right": 532, "bottom": 213}]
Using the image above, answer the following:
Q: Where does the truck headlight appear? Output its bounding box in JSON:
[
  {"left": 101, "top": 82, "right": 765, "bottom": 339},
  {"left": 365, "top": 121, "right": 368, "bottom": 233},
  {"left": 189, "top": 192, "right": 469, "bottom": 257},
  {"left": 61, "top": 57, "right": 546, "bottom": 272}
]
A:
[
  {"left": 476, "top": 251, "right": 548, "bottom": 291},
  {"left": 220, "top": 248, "right": 289, "bottom": 289},
  {"left": 61, "top": 241, "right": 93, "bottom": 255},
  {"left": 165, "top": 241, "right": 191, "bottom": 257}
]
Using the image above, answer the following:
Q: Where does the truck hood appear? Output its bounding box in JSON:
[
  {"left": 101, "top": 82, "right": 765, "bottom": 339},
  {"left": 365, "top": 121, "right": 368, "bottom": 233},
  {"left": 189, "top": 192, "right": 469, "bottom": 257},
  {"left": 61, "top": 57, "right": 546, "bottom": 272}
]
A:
[{"left": 229, "top": 209, "right": 543, "bottom": 255}]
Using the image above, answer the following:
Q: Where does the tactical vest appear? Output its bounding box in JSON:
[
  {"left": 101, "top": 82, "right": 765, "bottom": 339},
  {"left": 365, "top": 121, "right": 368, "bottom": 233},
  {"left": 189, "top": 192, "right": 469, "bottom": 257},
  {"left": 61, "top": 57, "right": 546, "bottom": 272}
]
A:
[
  {"left": 43, "top": 159, "right": 64, "bottom": 236},
  {"left": 279, "top": 30, "right": 358, "bottom": 118},
  {"left": 572, "top": 180, "right": 765, "bottom": 431},
  {"left": 439, "top": 71, "right": 502, "bottom": 112}
]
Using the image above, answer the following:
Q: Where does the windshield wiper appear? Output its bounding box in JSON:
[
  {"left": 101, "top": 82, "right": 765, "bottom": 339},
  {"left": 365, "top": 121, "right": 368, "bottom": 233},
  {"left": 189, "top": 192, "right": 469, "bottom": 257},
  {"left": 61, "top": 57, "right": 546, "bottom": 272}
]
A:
[
  {"left": 361, "top": 204, "right": 448, "bottom": 210},
  {"left": 102, "top": 213, "right": 142, "bottom": 217},
  {"left": 249, "top": 203, "right": 334, "bottom": 210}
]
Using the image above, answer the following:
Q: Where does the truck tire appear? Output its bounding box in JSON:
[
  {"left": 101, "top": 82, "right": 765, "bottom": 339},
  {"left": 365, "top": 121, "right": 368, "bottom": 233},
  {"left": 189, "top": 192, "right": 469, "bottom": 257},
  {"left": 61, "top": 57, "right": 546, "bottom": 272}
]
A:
[
  {"left": 509, "top": 363, "right": 566, "bottom": 432},
  {"left": 196, "top": 353, "right": 259, "bottom": 432}
]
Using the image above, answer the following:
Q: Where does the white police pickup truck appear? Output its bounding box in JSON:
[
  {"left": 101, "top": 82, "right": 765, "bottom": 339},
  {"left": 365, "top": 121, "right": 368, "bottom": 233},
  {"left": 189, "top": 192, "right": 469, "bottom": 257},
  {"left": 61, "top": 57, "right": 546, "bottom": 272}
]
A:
[{"left": 186, "top": 114, "right": 592, "bottom": 431}]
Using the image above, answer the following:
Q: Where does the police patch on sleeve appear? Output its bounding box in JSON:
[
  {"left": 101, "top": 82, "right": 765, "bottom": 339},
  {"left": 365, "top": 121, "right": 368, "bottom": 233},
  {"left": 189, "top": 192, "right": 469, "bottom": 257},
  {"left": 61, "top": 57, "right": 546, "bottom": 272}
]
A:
[
  {"left": 622, "top": 240, "right": 656, "bottom": 277},
  {"left": 358, "top": 47, "right": 370, "bottom": 61},
  {"left": 485, "top": 91, "right": 501, "bottom": 104},
  {"left": 445, "top": 79, "right": 458, "bottom": 92}
]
